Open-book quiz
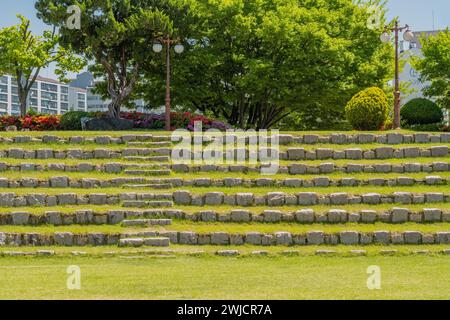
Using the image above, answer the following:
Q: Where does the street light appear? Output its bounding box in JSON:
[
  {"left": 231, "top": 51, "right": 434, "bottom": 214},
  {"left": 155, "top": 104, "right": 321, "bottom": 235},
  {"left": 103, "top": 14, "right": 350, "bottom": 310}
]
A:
[
  {"left": 153, "top": 37, "right": 185, "bottom": 131},
  {"left": 380, "top": 20, "right": 414, "bottom": 129}
]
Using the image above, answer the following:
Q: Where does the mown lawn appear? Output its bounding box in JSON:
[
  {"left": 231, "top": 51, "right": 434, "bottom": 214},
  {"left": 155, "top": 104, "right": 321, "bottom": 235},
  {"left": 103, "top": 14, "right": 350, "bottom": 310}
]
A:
[{"left": 0, "top": 254, "right": 450, "bottom": 299}]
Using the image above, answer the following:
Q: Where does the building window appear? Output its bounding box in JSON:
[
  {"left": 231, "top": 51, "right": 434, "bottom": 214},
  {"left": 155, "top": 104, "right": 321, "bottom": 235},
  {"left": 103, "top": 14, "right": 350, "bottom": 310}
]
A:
[{"left": 41, "top": 83, "right": 58, "bottom": 92}]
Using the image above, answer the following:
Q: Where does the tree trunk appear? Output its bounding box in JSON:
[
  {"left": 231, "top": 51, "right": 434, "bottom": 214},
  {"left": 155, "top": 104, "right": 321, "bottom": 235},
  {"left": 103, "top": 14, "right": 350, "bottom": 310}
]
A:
[
  {"left": 19, "top": 92, "right": 28, "bottom": 117},
  {"left": 108, "top": 98, "right": 121, "bottom": 119},
  {"left": 20, "top": 99, "right": 27, "bottom": 117}
]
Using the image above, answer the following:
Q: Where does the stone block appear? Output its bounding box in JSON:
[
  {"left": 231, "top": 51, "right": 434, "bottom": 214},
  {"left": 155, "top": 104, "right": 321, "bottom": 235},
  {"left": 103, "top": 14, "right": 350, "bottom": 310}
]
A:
[
  {"left": 339, "top": 231, "right": 359, "bottom": 245},
  {"left": 267, "top": 192, "right": 285, "bottom": 206},
  {"left": 263, "top": 210, "right": 282, "bottom": 222},
  {"left": 297, "top": 192, "right": 318, "bottom": 205},
  {"left": 236, "top": 193, "right": 254, "bottom": 206},
  {"left": 295, "top": 209, "right": 315, "bottom": 223},
  {"left": 204, "top": 192, "right": 224, "bottom": 205},
  {"left": 230, "top": 210, "right": 251, "bottom": 222},
  {"left": 391, "top": 207, "right": 409, "bottom": 223},
  {"left": 307, "top": 231, "right": 324, "bottom": 245}
]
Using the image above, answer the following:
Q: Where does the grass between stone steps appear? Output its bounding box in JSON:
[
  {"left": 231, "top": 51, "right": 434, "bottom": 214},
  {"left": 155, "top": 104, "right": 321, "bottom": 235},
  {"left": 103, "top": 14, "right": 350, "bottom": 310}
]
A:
[
  {"left": 0, "top": 185, "right": 447, "bottom": 196},
  {"left": 1, "top": 156, "right": 448, "bottom": 167},
  {"left": 0, "top": 170, "right": 446, "bottom": 181},
  {"left": 2, "top": 203, "right": 450, "bottom": 216},
  {"left": 3, "top": 221, "right": 450, "bottom": 234},
  {"left": 0, "top": 251, "right": 450, "bottom": 299},
  {"left": 0, "top": 142, "right": 447, "bottom": 154}
]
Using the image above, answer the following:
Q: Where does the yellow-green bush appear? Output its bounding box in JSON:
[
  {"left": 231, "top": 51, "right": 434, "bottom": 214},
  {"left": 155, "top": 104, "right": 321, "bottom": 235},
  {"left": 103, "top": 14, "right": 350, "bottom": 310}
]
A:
[{"left": 345, "top": 87, "right": 389, "bottom": 130}]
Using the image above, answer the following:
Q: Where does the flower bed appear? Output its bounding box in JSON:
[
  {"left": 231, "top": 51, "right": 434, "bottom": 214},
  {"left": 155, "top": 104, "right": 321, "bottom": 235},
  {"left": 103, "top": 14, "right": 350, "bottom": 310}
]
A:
[
  {"left": 0, "top": 114, "right": 61, "bottom": 131},
  {"left": 0, "top": 111, "right": 230, "bottom": 131},
  {"left": 120, "top": 111, "right": 231, "bottom": 131}
]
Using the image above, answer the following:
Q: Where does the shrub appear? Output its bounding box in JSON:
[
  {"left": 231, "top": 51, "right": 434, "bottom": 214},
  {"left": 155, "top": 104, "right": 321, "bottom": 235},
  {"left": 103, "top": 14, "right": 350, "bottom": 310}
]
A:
[
  {"left": 60, "top": 111, "right": 92, "bottom": 130},
  {"left": 400, "top": 98, "right": 443, "bottom": 126},
  {"left": 345, "top": 87, "right": 389, "bottom": 131},
  {"left": 406, "top": 123, "right": 443, "bottom": 132},
  {"left": 121, "top": 111, "right": 231, "bottom": 131}
]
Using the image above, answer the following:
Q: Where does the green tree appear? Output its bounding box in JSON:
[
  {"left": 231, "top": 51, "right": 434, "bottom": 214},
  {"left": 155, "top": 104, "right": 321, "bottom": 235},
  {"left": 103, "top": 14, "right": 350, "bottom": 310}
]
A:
[
  {"left": 0, "top": 15, "right": 84, "bottom": 116},
  {"left": 140, "top": 0, "right": 393, "bottom": 129},
  {"left": 35, "top": 0, "right": 174, "bottom": 118},
  {"left": 413, "top": 30, "right": 450, "bottom": 110}
]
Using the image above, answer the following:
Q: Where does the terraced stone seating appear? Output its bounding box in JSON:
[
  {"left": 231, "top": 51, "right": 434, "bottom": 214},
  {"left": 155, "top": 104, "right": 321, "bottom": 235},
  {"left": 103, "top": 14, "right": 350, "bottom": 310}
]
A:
[{"left": 0, "top": 131, "right": 449, "bottom": 258}]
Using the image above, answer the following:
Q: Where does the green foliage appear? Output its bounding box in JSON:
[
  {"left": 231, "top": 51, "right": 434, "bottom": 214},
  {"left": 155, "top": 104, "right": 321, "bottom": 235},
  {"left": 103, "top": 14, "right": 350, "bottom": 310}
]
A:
[
  {"left": 140, "top": 0, "right": 393, "bottom": 129},
  {"left": 405, "top": 123, "right": 443, "bottom": 132},
  {"left": 345, "top": 87, "right": 389, "bottom": 130},
  {"left": 0, "top": 15, "right": 85, "bottom": 116},
  {"left": 413, "top": 30, "right": 450, "bottom": 109},
  {"left": 401, "top": 98, "right": 443, "bottom": 126},
  {"left": 60, "top": 111, "right": 91, "bottom": 130},
  {"left": 35, "top": 0, "right": 177, "bottom": 118}
]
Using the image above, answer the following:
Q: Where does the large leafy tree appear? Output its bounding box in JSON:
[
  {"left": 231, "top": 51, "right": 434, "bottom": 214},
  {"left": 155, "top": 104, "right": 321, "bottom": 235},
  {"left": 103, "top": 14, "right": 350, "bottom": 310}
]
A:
[
  {"left": 35, "top": 0, "right": 174, "bottom": 118},
  {"left": 0, "top": 15, "right": 84, "bottom": 116},
  {"left": 413, "top": 30, "right": 450, "bottom": 110},
  {"left": 141, "top": 0, "right": 393, "bottom": 129}
]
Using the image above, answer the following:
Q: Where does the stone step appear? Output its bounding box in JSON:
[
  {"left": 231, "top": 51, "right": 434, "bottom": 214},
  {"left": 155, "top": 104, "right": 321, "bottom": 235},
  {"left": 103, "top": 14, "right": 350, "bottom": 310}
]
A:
[
  {"left": 0, "top": 207, "right": 448, "bottom": 226},
  {"left": 123, "top": 184, "right": 173, "bottom": 189},
  {"left": 5, "top": 132, "right": 449, "bottom": 145},
  {"left": 124, "top": 156, "right": 170, "bottom": 162},
  {"left": 1, "top": 148, "right": 172, "bottom": 160},
  {"left": 3, "top": 230, "right": 450, "bottom": 247},
  {"left": 0, "top": 162, "right": 169, "bottom": 173},
  {"left": 170, "top": 162, "right": 450, "bottom": 174},
  {"left": 122, "top": 201, "right": 174, "bottom": 208},
  {"left": 170, "top": 145, "right": 449, "bottom": 161},
  {"left": 122, "top": 219, "right": 172, "bottom": 227},
  {"left": 1, "top": 175, "right": 446, "bottom": 189},
  {"left": 124, "top": 169, "right": 171, "bottom": 176},
  {"left": 171, "top": 190, "right": 448, "bottom": 207},
  {"left": 127, "top": 142, "right": 172, "bottom": 147},
  {"left": 118, "top": 237, "right": 170, "bottom": 247}
]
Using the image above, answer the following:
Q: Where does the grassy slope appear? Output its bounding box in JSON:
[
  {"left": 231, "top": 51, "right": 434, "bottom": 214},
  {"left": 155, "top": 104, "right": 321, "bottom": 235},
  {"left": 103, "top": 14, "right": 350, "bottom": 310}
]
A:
[{"left": 0, "top": 254, "right": 449, "bottom": 299}]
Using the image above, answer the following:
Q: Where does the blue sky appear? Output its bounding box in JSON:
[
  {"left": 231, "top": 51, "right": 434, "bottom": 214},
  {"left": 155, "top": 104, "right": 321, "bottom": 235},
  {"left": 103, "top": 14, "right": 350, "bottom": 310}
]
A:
[{"left": 0, "top": 0, "right": 449, "bottom": 77}]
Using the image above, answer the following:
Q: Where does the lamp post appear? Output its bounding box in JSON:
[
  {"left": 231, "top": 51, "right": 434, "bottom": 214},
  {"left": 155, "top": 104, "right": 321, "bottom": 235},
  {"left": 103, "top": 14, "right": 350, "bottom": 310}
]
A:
[
  {"left": 380, "top": 21, "right": 414, "bottom": 129},
  {"left": 153, "top": 37, "right": 185, "bottom": 131}
]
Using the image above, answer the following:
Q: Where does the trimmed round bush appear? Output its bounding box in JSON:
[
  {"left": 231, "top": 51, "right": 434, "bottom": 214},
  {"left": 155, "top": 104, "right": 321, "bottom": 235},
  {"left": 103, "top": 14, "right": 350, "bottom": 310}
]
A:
[
  {"left": 60, "top": 111, "right": 91, "bottom": 130},
  {"left": 401, "top": 98, "right": 443, "bottom": 126},
  {"left": 345, "top": 87, "right": 389, "bottom": 130}
]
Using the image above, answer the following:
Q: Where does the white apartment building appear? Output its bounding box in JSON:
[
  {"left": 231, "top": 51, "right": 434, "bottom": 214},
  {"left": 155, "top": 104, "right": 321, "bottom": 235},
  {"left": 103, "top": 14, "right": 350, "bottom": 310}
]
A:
[
  {"left": 86, "top": 86, "right": 148, "bottom": 113},
  {"left": 0, "top": 75, "right": 87, "bottom": 115},
  {"left": 399, "top": 31, "right": 443, "bottom": 104}
]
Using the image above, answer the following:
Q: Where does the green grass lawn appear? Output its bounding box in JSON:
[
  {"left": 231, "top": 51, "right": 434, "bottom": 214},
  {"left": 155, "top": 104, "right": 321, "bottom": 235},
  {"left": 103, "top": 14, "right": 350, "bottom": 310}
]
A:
[{"left": 0, "top": 254, "right": 450, "bottom": 299}]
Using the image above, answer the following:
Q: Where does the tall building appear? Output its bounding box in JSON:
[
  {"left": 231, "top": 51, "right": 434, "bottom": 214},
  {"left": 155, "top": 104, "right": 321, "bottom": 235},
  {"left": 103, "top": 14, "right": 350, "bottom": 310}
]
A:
[
  {"left": 70, "top": 72, "right": 151, "bottom": 113},
  {"left": 0, "top": 74, "right": 87, "bottom": 115},
  {"left": 86, "top": 86, "right": 148, "bottom": 113},
  {"left": 400, "top": 30, "right": 443, "bottom": 104}
]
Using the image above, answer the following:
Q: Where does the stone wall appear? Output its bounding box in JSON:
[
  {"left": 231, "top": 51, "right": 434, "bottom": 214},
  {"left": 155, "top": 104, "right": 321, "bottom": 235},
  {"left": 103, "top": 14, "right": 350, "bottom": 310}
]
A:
[
  {"left": 1, "top": 207, "right": 447, "bottom": 226},
  {"left": 0, "top": 175, "right": 446, "bottom": 189},
  {"left": 2, "top": 230, "right": 450, "bottom": 246},
  {"left": 1, "top": 161, "right": 448, "bottom": 175},
  {"left": 4, "top": 132, "right": 449, "bottom": 145}
]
